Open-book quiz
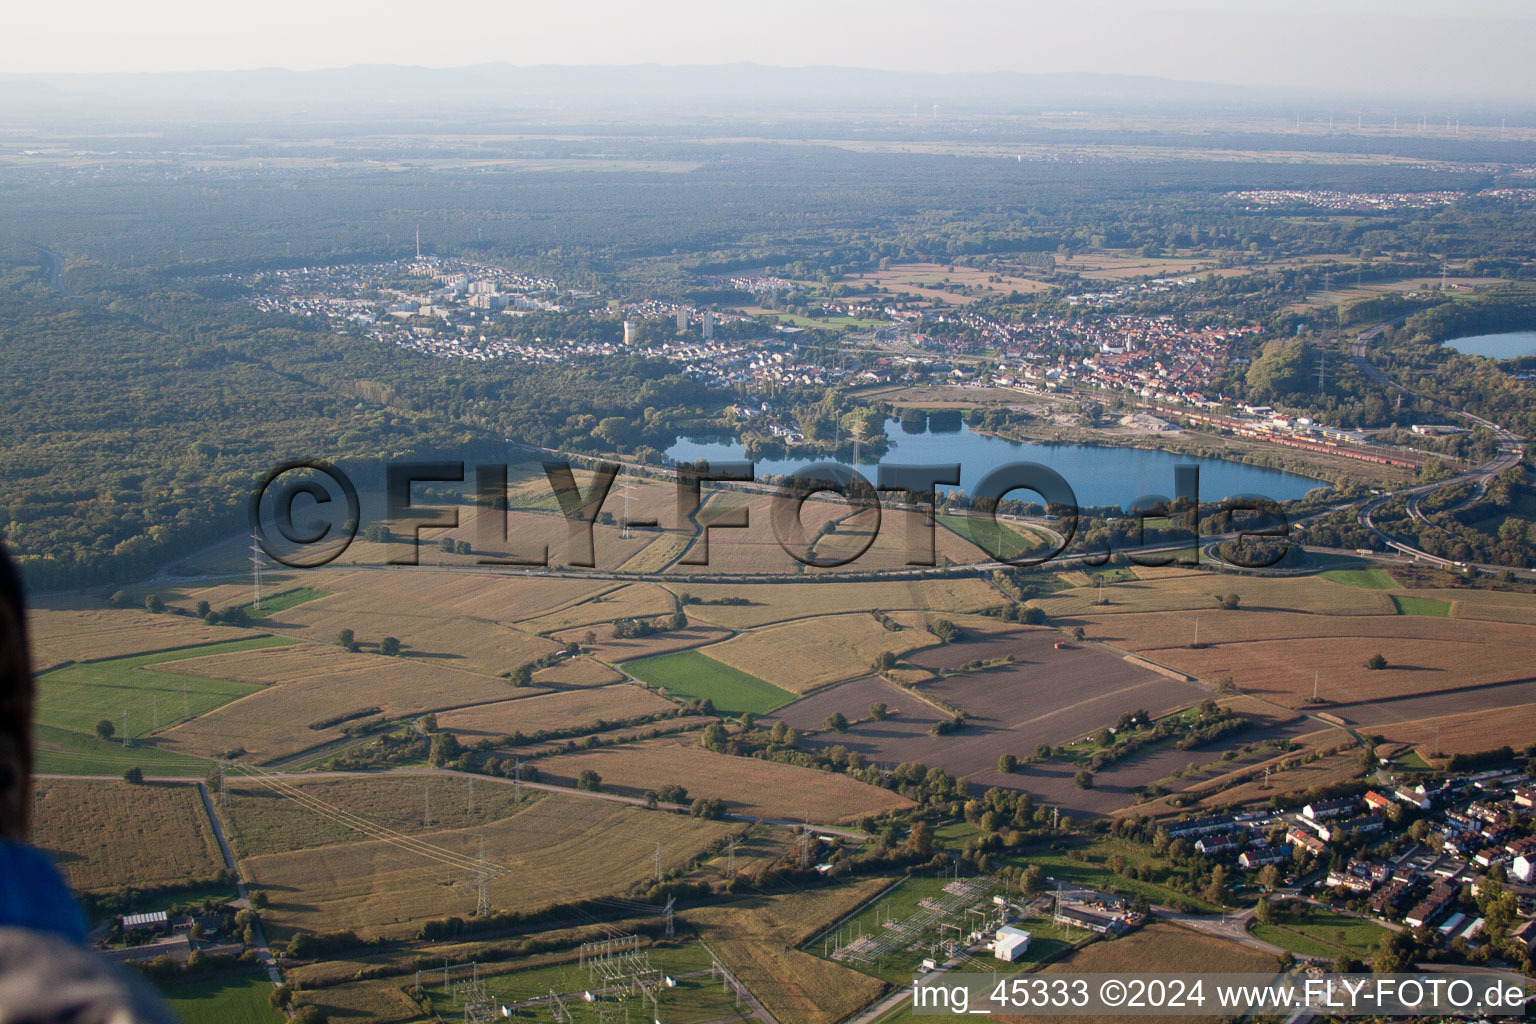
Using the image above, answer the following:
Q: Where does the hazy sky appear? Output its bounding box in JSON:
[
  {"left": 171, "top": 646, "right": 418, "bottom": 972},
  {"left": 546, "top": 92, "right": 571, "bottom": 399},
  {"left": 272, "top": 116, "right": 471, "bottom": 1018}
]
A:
[{"left": 6, "top": 0, "right": 1534, "bottom": 99}]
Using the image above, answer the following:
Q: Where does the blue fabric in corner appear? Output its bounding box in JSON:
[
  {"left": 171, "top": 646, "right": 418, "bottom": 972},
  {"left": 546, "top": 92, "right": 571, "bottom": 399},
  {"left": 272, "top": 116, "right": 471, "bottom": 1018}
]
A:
[{"left": 0, "top": 841, "right": 87, "bottom": 944}]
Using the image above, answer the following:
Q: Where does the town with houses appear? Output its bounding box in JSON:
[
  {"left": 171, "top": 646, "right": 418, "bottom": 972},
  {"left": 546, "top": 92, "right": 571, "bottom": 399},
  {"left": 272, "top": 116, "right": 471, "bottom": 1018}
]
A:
[
  {"left": 211, "top": 254, "right": 1458, "bottom": 477},
  {"left": 1174, "top": 766, "right": 1536, "bottom": 960}
]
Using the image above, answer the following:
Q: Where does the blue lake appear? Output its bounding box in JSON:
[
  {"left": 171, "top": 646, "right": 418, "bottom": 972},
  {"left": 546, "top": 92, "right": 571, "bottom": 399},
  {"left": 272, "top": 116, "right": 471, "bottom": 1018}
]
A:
[
  {"left": 1444, "top": 331, "right": 1536, "bottom": 360},
  {"left": 665, "top": 417, "right": 1327, "bottom": 510}
]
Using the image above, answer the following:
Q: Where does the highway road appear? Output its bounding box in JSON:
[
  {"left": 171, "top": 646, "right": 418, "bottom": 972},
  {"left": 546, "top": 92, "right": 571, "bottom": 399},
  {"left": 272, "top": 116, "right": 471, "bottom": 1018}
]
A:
[{"left": 1349, "top": 320, "right": 1529, "bottom": 579}]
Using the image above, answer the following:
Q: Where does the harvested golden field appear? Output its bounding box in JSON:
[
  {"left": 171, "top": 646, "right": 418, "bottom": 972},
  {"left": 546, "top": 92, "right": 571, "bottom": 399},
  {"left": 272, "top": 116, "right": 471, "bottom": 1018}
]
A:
[
  {"left": 806, "top": 505, "right": 996, "bottom": 572},
  {"left": 533, "top": 656, "right": 624, "bottom": 688},
  {"left": 156, "top": 578, "right": 304, "bottom": 611},
  {"left": 156, "top": 641, "right": 362, "bottom": 685},
  {"left": 688, "top": 878, "right": 893, "bottom": 1024},
  {"left": 30, "top": 779, "right": 224, "bottom": 892},
  {"left": 158, "top": 652, "right": 541, "bottom": 761},
  {"left": 533, "top": 734, "right": 914, "bottom": 823},
  {"left": 436, "top": 684, "right": 678, "bottom": 741},
  {"left": 515, "top": 582, "right": 678, "bottom": 633},
  {"left": 668, "top": 577, "right": 1002, "bottom": 629},
  {"left": 27, "top": 605, "right": 264, "bottom": 668},
  {"left": 704, "top": 612, "right": 937, "bottom": 692},
  {"left": 1033, "top": 923, "right": 1278, "bottom": 1024},
  {"left": 240, "top": 569, "right": 562, "bottom": 676},
  {"left": 857, "top": 260, "right": 1051, "bottom": 298},
  {"left": 663, "top": 491, "right": 850, "bottom": 576},
  {"left": 1372, "top": 702, "right": 1536, "bottom": 760},
  {"left": 221, "top": 774, "right": 538, "bottom": 857},
  {"left": 1045, "top": 922, "right": 1276, "bottom": 974},
  {"left": 243, "top": 793, "right": 740, "bottom": 941},
  {"left": 553, "top": 623, "right": 732, "bottom": 664},
  {"left": 306, "top": 500, "right": 664, "bottom": 573},
  {"left": 615, "top": 530, "right": 694, "bottom": 573},
  {"left": 1037, "top": 571, "right": 1394, "bottom": 619}
]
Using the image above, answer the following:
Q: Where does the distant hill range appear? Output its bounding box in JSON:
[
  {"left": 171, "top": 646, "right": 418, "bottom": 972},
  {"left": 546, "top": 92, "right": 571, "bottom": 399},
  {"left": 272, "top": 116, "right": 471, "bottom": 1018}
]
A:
[{"left": 0, "top": 62, "right": 1253, "bottom": 117}]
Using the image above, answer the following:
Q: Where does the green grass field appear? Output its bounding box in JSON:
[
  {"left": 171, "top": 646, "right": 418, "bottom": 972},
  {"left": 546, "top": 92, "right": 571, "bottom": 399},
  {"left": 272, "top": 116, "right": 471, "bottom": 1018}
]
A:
[
  {"left": 1390, "top": 594, "right": 1452, "bottom": 617},
  {"left": 621, "top": 649, "right": 794, "bottom": 716},
  {"left": 32, "top": 723, "right": 213, "bottom": 776},
  {"left": 157, "top": 970, "right": 283, "bottom": 1024},
  {"left": 34, "top": 636, "right": 291, "bottom": 738},
  {"left": 236, "top": 587, "right": 327, "bottom": 620},
  {"left": 938, "top": 514, "right": 1048, "bottom": 561},
  {"left": 1250, "top": 905, "right": 1391, "bottom": 959},
  {"left": 1319, "top": 568, "right": 1397, "bottom": 590}
]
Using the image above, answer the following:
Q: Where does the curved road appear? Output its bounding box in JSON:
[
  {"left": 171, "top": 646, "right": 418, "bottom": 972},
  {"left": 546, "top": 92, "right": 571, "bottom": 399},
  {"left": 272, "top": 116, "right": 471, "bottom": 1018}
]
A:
[{"left": 1348, "top": 321, "right": 1528, "bottom": 578}]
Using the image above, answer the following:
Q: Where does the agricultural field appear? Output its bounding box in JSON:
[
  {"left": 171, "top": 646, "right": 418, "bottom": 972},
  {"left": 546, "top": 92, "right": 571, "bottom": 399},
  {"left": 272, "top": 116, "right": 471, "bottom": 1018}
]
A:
[
  {"left": 1026, "top": 923, "right": 1280, "bottom": 1024},
  {"left": 1360, "top": 700, "right": 1536, "bottom": 760},
  {"left": 1064, "top": 598, "right": 1535, "bottom": 709},
  {"left": 205, "top": 569, "right": 574, "bottom": 675},
  {"left": 30, "top": 779, "right": 225, "bottom": 893},
  {"left": 435, "top": 684, "right": 679, "bottom": 742},
  {"left": 1134, "top": 745, "right": 1365, "bottom": 815},
  {"left": 805, "top": 505, "right": 996, "bottom": 571},
  {"left": 499, "top": 714, "right": 718, "bottom": 758},
  {"left": 242, "top": 791, "right": 741, "bottom": 941},
  {"left": 156, "top": 646, "right": 545, "bottom": 761},
  {"left": 1060, "top": 251, "right": 1221, "bottom": 281},
  {"left": 937, "top": 513, "right": 1050, "bottom": 562},
  {"left": 221, "top": 774, "right": 541, "bottom": 858},
  {"left": 1036, "top": 568, "right": 1397, "bottom": 619},
  {"left": 688, "top": 878, "right": 894, "bottom": 1024},
  {"left": 1390, "top": 595, "right": 1451, "bottom": 617},
  {"left": 532, "top": 734, "right": 914, "bottom": 823},
  {"left": 1319, "top": 567, "right": 1398, "bottom": 590},
  {"left": 662, "top": 491, "right": 851, "bottom": 576},
  {"left": 620, "top": 649, "right": 794, "bottom": 715},
  {"left": 1042, "top": 917, "right": 1278, "bottom": 971},
  {"left": 514, "top": 582, "right": 678, "bottom": 633},
  {"left": 555, "top": 623, "right": 731, "bottom": 664},
  {"left": 669, "top": 577, "right": 1001, "bottom": 629},
  {"left": 531, "top": 656, "right": 625, "bottom": 688},
  {"left": 285, "top": 976, "right": 422, "bottom": 1024},
  {"left": 26, "top": 602, "right": 269, "bottom": 668},
  {"left": 703, "top": 611, "right": 938, "bottom": 693},
  {"left": 31, "top": 722, "right": 214, "bottom": 777},
  {"left": 33, "top": 636, "right": 289, "bottom": 737},
  {"left": 614, "top": 530, "right": 695, "bottom": 573},
  {"left": 1397, "top": 587, "right": 1536, "bottom": 625},
  {"left": 768, "top": 630, "right": 1210, "bottom": 817},
  {"left": 850, "top": 261, "right": 1053, "bottom": 304}
]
